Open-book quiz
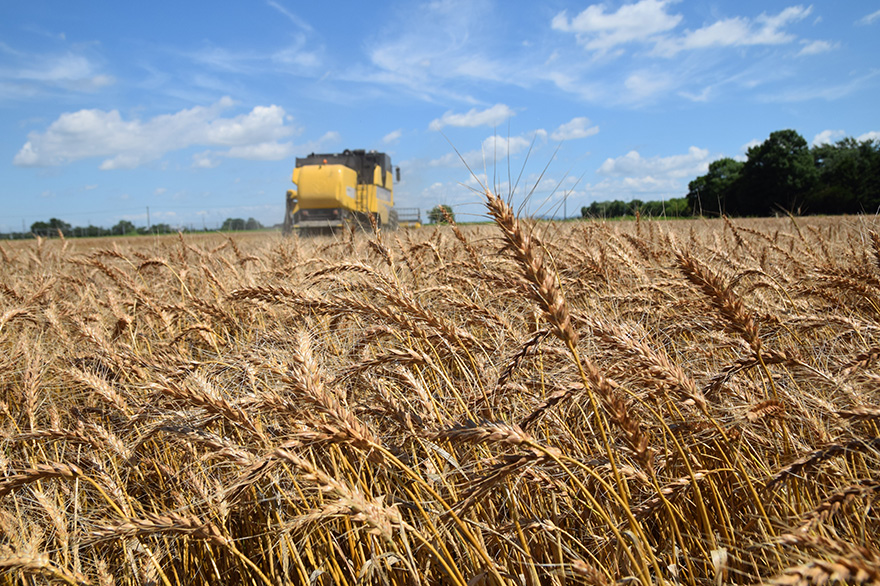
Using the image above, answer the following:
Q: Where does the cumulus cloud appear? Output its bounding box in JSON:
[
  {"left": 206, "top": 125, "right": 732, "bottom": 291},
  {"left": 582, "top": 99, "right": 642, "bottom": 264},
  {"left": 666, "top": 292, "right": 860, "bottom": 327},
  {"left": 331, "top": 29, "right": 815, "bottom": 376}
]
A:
[
  {"left": 428, "top": 130, "right": 546, "bottom": 168},
  {"left": 653, "top": 5, "right": 812, "bottom": 56},
  {"left": 429, "top": 104, "right": 515, "bottom": 131},
  {"left": 480, "top": 133, "right": 538, "bottom": 159},
  {"left": 577, "top": 146, "right": 711, "bottom": 202},
  {"left": 598, "top": 146, "right": 710, "bottom": 179},
  {"left": 859, "top": 131, "right": 880, "bottom": 142},
  {"left": 13, "top": 97, "right": 299, "bottom": 169},
  {"left": 552, "top": 0, "right": 682, "bottom": 52},
  {"left": 812, "top": 129, "right": 845, "bottom": 146},
  {"left": 551, "top": 117, "right": 599, "bottom": 141}
]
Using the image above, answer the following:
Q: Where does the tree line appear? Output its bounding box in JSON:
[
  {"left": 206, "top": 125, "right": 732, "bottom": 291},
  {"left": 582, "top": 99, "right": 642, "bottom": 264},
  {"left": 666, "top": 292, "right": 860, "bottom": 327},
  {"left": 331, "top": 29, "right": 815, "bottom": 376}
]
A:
[
  {"left": 581, "top": 197, "right": 689, "bottom": 219},
  {"left": 4, "top": 217, "right": 266, "bottom": 239},
  {"left": 583, "top": 129, "right": 880, "bottom": 219},
  {"left": 688, "top": 130, "right": 880, "bottom": 216}
]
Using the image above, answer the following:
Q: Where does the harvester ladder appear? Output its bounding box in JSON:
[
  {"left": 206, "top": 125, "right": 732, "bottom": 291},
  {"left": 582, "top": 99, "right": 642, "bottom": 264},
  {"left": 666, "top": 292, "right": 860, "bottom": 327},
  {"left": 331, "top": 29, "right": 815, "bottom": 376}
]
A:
[{"left": 355, "top": 179, "right": 368, "bottom": 215}]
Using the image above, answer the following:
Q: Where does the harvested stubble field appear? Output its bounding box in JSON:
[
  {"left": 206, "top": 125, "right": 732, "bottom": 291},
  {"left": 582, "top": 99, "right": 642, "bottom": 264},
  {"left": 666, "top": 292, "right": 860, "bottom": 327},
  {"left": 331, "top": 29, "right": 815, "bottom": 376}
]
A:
[{"left": 1, "top": 196, "right": 879, "bottom": 585}]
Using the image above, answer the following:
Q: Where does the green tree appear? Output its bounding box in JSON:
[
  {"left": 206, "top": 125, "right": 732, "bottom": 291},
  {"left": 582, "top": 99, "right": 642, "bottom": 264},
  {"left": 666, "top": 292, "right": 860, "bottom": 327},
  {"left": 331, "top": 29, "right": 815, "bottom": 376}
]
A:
[
  {"left": 112, "top": 220, "right": 136, "bottom": 235},
  {"left": 581, "top": 200, "right": 630, "bottom": 218},
  {"left": 736, "top": 129, "right": 817, "bottom": 215},
  {"left": 245, "top": 217, "right": 263, "bottom": 231},
  {"left": 639, "top": 197, "right": 690, "bottom": 217},
  {"left": 30, "top": 221, "right": 49, "bottom": 235},
  {"left": 427, "top": 205, "right": 454, "bottom": 224},
  {"left": 808, "top": 137, "right": 880, "bottom": 214},
  {"left": 221, "top": 218, "right": 246, "bottom": 231},
  {"left": 687, "top": 158, "right": 743, "bottom": 216},
  {"left": 30, "top": 218, "right": 72, "bottom": 236}
]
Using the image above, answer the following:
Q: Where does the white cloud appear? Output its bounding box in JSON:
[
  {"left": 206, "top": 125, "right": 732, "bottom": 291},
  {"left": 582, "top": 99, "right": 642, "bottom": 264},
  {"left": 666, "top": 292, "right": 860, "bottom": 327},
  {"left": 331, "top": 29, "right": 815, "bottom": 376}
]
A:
[
  {"left": 598, "top": 146, "right": 710, "bottom": 180},
  {"left": 224, "top": 141, "right": 294, "bottom": 160},
  {"left": 360, "top": 0, "right": 517, "bottom": 102},
  {"left": 552, "top": 0, "right": 683, "bottom": 52},
  {"left": 798, "top": 40, "right": 837, "bottom": 56},
  {"left": 13, "top": 97, "right": 299, "bottom": 169},
  {"left": 154, "top": 187, "right": 167, "bottom": 195},
  {"left": 758, "top": 71, "right": 879, "bottom": 102},
  {"left": 737, "top": 139, "right": 762, "bottom": 160},
  {"left": 192, "top": 151, "right": 220, "bottom": 169},
  {"left": 551, "top": 117, "right": 599, "bottom": 141},
  {"left": 481, "top": 134, "right": 535, "bottom": 160},
  {"left": 189, "top": 29, "right": 322, "bottom": 76},
  {"left": 812, "top": 129, "right": 845, "bottom": 146},
  {"left": 383, "top": 129, "right": 402, "bottom": 144},
  {"left": 266, "top": 1, "right": 314, "bottom": 32},
  {"left": 858, "top": 131, "right": 880, "bottom": 143},
  {"left": 857, "top": 9, "right": 880, "bottom": 25},
  {"left": 1, "top": 49, "right": 115, "bottom": 95},
  {"left": 428, "top": 130, "right": 546, "bottom": 168},
  {"left": 653, "top": 5, "right": 812, "bottom": 56},
  {"left": 429, "top": 104, "right": 515, "bottom": 131},
  {"left": 624, "top": 71, "right": 676, "bottom": 102},
  {"left": 583, "top": 146, "right": 711, "bottom": 202}
]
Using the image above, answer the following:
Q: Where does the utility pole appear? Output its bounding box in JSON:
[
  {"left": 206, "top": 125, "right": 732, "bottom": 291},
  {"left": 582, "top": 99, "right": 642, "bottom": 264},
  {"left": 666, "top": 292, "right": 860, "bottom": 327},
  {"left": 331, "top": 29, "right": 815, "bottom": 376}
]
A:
[{"left": 147, "top": 206, "right": 151, "bottom": 231}]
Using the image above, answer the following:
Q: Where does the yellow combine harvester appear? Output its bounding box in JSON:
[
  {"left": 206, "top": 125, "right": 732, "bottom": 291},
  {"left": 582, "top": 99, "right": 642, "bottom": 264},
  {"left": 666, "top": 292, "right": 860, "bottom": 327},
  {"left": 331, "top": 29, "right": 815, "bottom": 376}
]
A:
[{"left": 282, "top": 149, "right": 400, "bottom": 235}]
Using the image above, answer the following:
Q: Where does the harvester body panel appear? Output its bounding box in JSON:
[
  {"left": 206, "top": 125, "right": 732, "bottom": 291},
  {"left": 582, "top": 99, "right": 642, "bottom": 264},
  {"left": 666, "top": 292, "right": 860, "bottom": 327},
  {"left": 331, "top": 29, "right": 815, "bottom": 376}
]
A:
[{"left": 283, "top": 149, "right": 399, "bottom": 234}]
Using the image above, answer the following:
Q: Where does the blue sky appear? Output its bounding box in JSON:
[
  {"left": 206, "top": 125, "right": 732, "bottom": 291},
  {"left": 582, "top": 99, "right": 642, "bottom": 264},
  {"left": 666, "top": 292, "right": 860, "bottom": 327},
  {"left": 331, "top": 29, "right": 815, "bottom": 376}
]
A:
[{"left": 2, "top": 0, "right": 879, "bottom": 231}]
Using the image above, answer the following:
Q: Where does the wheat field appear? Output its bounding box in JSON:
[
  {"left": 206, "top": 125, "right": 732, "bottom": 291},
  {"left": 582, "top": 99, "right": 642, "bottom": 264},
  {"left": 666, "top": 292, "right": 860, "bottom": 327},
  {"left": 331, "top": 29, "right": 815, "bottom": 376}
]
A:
[{"left": 1, "top": 194, "right": 879, "bottom": 585}]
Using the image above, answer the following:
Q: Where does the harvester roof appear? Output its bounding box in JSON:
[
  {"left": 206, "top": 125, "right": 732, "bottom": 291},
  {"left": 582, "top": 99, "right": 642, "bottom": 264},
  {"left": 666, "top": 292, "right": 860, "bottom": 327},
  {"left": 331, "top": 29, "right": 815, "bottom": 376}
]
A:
[{"left": 296, "top": 149, "right": 391, "bottom": 185}]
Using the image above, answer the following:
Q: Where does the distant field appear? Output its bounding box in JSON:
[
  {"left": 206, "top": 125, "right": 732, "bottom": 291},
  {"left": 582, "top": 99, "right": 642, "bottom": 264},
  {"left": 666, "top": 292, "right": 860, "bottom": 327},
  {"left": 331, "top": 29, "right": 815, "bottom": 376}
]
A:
[{"left": 1, "top": 208, "right": 879, "bottom": 585}]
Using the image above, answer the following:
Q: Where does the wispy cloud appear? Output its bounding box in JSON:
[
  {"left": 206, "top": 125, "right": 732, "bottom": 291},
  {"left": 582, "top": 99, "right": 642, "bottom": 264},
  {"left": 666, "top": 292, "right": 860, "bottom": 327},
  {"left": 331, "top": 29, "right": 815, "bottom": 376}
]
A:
[
  {"left": 186, "top": 34, "right": 322, "bottom": 76},
  {"left": 0, "top": 47, "right": 114, "bottom": 98},
  {"left": 798, "top": 40, "right": 837, "bottom": 56},
  {"left": 429, "top": 104, "right": 515, "bottom": 131},
  {"left": 383, "top": 129, "right": 402, "bottom": 144},
  {"left": 357, "top": 0, "right": 524, "bottom": 103},
  {"left": 652, "top": 5, "right": 812, "bottom": 56},
  {"left": 266, "top": 1, "right": 314, "bottom": 32},
  {"left": 857, "top": 9, "right": 880, "bottom": 25},
  {"left": 758, "top": 71, "right": 879, "bottom": 102},
  {"left": 13, "top": 97, "right": 300, "bottom": 169}
]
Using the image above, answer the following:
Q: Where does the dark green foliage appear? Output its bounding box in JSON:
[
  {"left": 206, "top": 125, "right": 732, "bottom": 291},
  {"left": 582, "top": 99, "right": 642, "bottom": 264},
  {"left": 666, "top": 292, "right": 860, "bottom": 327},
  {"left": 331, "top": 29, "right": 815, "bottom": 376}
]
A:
[
  {"left": 112, "top": 220, "right": 137, "bottom": 235},
  {"left": 30, "top": 218, "right": 72, "bottom": 236},
  {"left": 221, "top": 217, "right": 263, "bottom": 231},
  {"left": 687, "top": 158, "right": 743, "bottom": 216},
  {"left": 581, "top": 197, "right": 690, "bottom": 219},
  {"left": 735, "top": 129, "right": 818, "bottom": 215},
  {"left": 687, "top": 130, "right": 879, "bottom": 217},
  {"left": 806, "top": 138, "right": 880, "bottom": 214},
  {"left": 428, "top": 205, "right": 455, "bottom": 224}
]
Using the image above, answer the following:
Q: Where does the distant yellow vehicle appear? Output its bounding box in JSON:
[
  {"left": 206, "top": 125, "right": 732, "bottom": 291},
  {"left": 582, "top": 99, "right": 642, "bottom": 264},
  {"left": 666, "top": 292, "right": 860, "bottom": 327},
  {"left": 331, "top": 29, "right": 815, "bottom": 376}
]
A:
[{"left": 283, "top": 149, "right": 400, "bottom": 235}]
